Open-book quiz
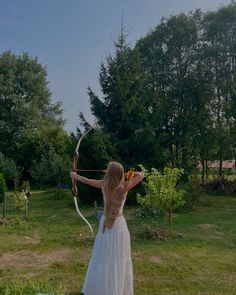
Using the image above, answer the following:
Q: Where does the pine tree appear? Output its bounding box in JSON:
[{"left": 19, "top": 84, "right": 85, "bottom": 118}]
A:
[{"left": 88, "top": 25, "right": 149, "bottom": 167}]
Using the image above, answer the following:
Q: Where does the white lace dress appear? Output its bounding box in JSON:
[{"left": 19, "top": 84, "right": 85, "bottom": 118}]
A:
[{"left": 82, "top": 194, "right": 133, "bottom": 295}]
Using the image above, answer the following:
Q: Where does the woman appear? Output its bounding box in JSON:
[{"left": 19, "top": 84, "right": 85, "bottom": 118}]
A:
[{"left": 70, "top": 161, "right": 144, "bottom": 295}]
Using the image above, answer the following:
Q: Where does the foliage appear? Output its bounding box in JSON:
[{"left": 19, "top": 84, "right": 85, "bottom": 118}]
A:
[
  {"left": 0, "top": 51, "right": 68, "bottom": 180},
  {"left": 12, "top": 190, "right": 27, "bottom": 211},
  {"left": 0, "top": 173, "right": 7, "bottom": 194},
  {"left": 76, "top": 117, "right": 118, "bottom": 170},
  {"left": 87, "top": 28, "right": 152, "bottom": 168},
  {"left": 0, "top": 152, "right": 19, "bottom": 182},
  {"left": 137, "top": 165, "right": 185, "bottom": 233},
  {"left": 136, "top": 205, "right": 161, "bottom": 219},
  {"left": 202, "top": 176, "right": 236, "bottom": 195},
  {"left": 12, "top": 180, "right": 31, "bottom": 211},
  {"left": 1, "top": 3, "right": 236, "bottom": 188},
  {"left": 137, "top": 165, "right": 185, "bottom": 213},
  {"left": 31, "top": 152, "right": 70, "bottom": 186},
  {"left": 178, "top": 174, "right": 204, "bottom": 208},
  {"left": 85, "top": 4, "right": 236, "bottom": 177},
  {"left": 21, "top": 180, "right": 30, "bottom": 192}
]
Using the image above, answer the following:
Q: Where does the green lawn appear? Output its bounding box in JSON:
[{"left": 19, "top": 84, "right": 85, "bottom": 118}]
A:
[{"left": 0, "top": 190, "right": 236, "bottom": 295}]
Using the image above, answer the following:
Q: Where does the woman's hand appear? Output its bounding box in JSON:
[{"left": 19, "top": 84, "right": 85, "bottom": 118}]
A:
[{"left": 70, "top": 171, "right": 78, "bottom": 180}]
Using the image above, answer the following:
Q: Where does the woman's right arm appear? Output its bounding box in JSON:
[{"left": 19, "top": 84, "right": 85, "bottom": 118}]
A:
[
  {"left": 70, "top": 171, "right": 104, "bottom": 188},
  {"left": 127, "top": 171, "right": 144, "bottom": 190}
]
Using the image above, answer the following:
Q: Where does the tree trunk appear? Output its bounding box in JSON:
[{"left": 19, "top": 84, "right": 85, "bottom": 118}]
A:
[
  {"left": 163, "top": 212, "right": 166, "bottom": 232},
  {"left": 175, "top": 142, "right": 179, "bottom": 167},
  {"left": 206, "top": 159, "right": 209, "bottom": 180},
  {"left": 181, "top": 145, "right": 189, "bottom": 181},
  {"left": 24, "top": 200, "right": 28, "bottom": 221},
  {"left": 201, "top": 159, "right": 205, "bottom": 183},
  {"left": 169, "top": 144, "right": 175, "bottom": 168},
  {"left": 3, "top": 192, "right": 6, "bottom": 219},
  {"left": 168, "top": 209, "right": 172, "bottom": 235},
  {"left": 219, "top": 154, "right": 223, "bottom": 177}
]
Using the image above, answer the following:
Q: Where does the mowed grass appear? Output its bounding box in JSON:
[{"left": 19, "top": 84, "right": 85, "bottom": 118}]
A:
[{"left": 0, "top": 190, "right": 236, "bottom": 295}]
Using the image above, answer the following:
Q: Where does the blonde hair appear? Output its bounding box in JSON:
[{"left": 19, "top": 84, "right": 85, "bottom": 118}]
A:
[{"left": 103, "top": 161, "right": 124, "bottom": 216}]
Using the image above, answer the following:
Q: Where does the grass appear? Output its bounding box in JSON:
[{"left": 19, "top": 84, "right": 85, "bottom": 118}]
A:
[{"left": 0, "top": 190, "right": 236, "bottom": 295}]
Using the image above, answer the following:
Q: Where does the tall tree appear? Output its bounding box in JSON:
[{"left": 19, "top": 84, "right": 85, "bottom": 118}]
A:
[
  {"left": 203, "top": 3, "right": 236, "bottom": 176},
  {"left": 88, "top": 29, "right": 152, "bottom": 168},
  {"left": 136, "top": 12, "right": 210, "bottom": 176},
  {"left": 0, "top": 51, "right": 69, "bottom": 179}
]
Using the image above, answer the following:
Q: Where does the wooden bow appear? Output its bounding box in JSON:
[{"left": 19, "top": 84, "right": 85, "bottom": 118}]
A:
[{"left": 71, "top": 122, "right": 97, "bottom": 236}]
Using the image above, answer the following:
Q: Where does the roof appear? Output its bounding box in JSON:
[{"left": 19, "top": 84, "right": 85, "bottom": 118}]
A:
[{"left": 197, "top": 160, "right": 235, "bottom": 169}]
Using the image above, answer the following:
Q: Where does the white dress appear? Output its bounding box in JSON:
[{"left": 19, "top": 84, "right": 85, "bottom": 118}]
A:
[{"left": 82, "top": 193, "right": 133, "bottom": 295}]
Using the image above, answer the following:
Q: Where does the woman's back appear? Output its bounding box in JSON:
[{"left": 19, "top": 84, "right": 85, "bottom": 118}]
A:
[{"left": 102, "top": 183, "right": 128, "bottom": 217}]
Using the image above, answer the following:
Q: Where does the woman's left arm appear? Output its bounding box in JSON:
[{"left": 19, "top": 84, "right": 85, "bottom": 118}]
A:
[{"left": 70, "top": 171, "right": 104, "bottom": 188}]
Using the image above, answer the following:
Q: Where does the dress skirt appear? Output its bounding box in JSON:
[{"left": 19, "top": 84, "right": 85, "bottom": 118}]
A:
[{"left": 82, "top": 215, "right": 133, "bottom": 295}]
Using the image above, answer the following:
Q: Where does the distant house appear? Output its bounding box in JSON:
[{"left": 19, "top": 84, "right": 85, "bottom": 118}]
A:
[{"left": 197, "top": 160, "right": 236, "bottom": 173}]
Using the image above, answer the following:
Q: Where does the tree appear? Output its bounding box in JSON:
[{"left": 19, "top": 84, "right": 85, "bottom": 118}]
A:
[
  {"left": 83, "top": 3, "right": 236, "bottom": 181},
  {"left": 0, "top": 152, "right": 19, "bottom": 183},
  {"left": 203, "top": 3, "right": 236, "bottom": 176},
  {"left": 136, "top": 12, "right": 206, "bottom": 175},
  {"left": 137, "top": 166, "right": 185, "bottom": 234},
  {"left": 0, "top": 51, "right": 69, "bottom": 181},
  {"left": 88, "top": 29, "right": 153, "bottom": 168}
]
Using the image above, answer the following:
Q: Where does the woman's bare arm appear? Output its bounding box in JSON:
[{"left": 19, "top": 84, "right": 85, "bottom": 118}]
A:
[
  {"left": 70, "top": 172, "right": 104, "bottom": 188},
  {"left": 127, "top": 171, "right": 144, "bottom": 190}
]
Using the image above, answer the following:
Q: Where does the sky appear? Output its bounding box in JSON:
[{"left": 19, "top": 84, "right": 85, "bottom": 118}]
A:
[{"left": 0, "top": 0, "right": 232, "bottom": 132}]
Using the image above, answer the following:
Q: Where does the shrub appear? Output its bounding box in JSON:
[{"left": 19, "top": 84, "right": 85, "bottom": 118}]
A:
[
  {"left": 31, "top": 152, "right": 68, "bottom": 186},
  {"left": 0, "top": 152, "right": 19, "bottom": 182},
  {"left": 202, "top": 176, "right": 236, "bottom": 195},
  {"left": 178, "top": 175, "right": 203, "bottom": 208},
  {"left": 137, "top": 165, "right": 185, "bottom": 234}
]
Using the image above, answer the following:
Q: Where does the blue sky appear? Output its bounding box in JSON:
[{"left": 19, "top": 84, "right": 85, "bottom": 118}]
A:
[{"left": 0, "top": 0, "right": 232, "bottom": 132}]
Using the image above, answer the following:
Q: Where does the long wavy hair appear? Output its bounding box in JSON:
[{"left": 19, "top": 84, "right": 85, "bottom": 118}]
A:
[{"left": 103, "top": 161, "right": 124, "bottom": 216}]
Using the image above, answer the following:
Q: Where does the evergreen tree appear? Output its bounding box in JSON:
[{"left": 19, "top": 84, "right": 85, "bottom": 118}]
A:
[{"left": 88, "top": 29, "right": 150, "bottom": 168}]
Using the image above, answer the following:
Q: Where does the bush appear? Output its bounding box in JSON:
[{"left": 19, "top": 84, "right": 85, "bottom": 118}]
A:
[
  {"left": 137, "top": 166, "right": 185, "bottom": 234},
  {"left": 178, "top": 175, "right": 204, "bottom": 208},
  {"left": 136, "top": 206, "right": 161, "bottom": 219},
  {"left": 31, "top": 152, "right": 69, "bottom": 186},
  {"left": 137, "top": 166, "right": 185, "bottom": 213},
  {"left": 202, "top": 177, "right": 236, "bottom": 195},
  {"left": 0, "top": 152, "right": 19, "bottom": 182}
]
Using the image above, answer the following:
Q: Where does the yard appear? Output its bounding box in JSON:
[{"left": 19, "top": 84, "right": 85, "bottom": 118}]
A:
[{"left": 0, "top": 190, "right": 236, "bottom": 295}]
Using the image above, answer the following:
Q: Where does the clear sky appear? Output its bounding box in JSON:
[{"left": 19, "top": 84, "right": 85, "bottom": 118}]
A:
[{"left": 0, "top": 0, "right": 232, "bottom": 132}]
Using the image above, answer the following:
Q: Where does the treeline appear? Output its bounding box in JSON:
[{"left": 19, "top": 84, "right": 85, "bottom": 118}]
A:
[
  {"left": 0, "top": 3, "right": 236, "bottom": 189},
  {"left": 0, "top": 51, "right": 72, "bottom": 187}
]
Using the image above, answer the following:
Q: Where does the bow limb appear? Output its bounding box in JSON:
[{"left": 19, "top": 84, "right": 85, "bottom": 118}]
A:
[
  {"left": 71, "top": 153, "right": 94, "bottom": 236},
  {"left": 72, "top": 122, "right": 97, "bottom": 236},
  {"left": 75, "top": 121, "right": 97, "bottom": 154},
  {"left": 73, "top": 197, "right": 94, "bottom": 235}
]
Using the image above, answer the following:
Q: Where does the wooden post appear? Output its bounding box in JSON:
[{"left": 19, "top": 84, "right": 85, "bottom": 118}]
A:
[
  {"left": 168, "top": 209, "right": 172, "bottom": 235},
  {"left": 163, "top": 212, "right": 166, "bottom": 232},
  {"left": 24, "top": 200, "right": 28, "bottom": 221}
]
